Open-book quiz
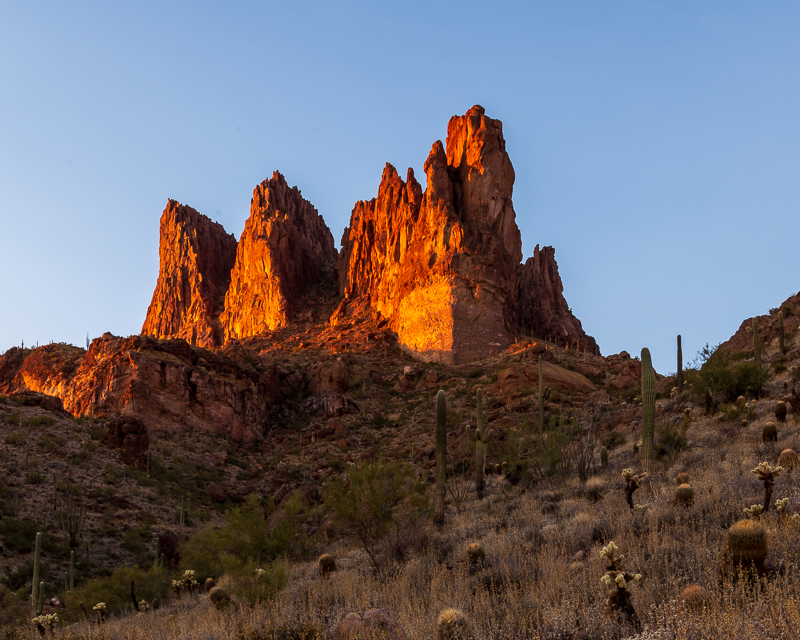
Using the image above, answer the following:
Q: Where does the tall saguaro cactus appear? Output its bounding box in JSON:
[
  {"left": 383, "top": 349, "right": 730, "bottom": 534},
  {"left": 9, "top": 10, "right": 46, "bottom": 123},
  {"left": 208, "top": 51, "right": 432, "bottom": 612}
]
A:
[
  {"left": 434, "top": 390, "right": 447, "bottom": 527},
  {"left": 752, "top": 318, "right": 761, "bottom": 369},
  {"left": 538, "top": 356, "right": 545, "bottom": 428},
  {"left": 466, "top": 389, "right": 494, "bottom": 499},
  {"left": 31, "top": 531, "right": 41, "bottom": 611},
  {"left": 641, "top": 348, "right": 656, "bottom": 471},
  {"left": 676, "top": 335, "right": 683, "bottom": 394}
]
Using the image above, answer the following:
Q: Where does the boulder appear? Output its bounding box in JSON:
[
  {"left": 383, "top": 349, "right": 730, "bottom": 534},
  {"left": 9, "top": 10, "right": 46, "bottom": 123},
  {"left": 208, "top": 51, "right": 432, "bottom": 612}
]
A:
[{"left": 101, "top": 415, "right": 150, "bottom": 469}]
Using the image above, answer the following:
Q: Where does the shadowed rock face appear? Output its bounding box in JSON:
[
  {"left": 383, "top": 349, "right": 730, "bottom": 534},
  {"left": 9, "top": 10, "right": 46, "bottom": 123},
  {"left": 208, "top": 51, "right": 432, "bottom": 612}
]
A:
[
  {"left": 336, "top": 105, "right": 596, "bottom": 363},
  {"left": 0, "top": 334, "right": 277, "bottom": 444},
  {"left": 221, "top": 171, "right": 337, "bottom": 341},
  {"left": 514, "top": 245, "right": 598, "bottom": 354},
  {"left": 141, "top": 201, "right": 237, "bottom": 348}
]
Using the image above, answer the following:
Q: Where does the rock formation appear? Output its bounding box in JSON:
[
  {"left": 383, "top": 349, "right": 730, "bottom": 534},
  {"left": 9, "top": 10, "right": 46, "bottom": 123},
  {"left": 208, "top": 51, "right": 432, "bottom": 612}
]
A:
[
  {"left": 336, "top": 105, "right": 596, "bottom": 363},
  {"left": 514, "top": 245, "right": 598, "bottom": 354},
  {"left": 0, "top": 334, "right": 277, "bottom": 444},
  {"left": 221, "top": 172, "right": 337, "bottom": 341},
  {"left": 141, "top": 200, "right": 237, "bottom": 348}
]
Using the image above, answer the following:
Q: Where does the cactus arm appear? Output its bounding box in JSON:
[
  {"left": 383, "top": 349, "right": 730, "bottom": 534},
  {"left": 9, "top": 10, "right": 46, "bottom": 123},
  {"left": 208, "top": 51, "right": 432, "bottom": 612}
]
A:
[{"left": 31, "top": 531, "right": 41, "bottom": 611}]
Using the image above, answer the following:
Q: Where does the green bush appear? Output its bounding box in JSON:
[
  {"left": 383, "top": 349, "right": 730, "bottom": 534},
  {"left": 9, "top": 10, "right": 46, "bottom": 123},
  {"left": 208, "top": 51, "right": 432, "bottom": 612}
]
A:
[
  {"left": 28, "top": 416, "right": 55, "bottom": 427},
  {"left": 62, "top": 566, "right": 170, "bottom": 622},
  {"left": 3, "top": 431, "right": 26, "bottom": 445},
  {"left": 220, "top": 558, "right": 288, "bottom": 605},
  {"left": 602, "top": 430, "right": 626, "bottom": 451},
  {"left": 686, "top": 346, "right": 770, "bottom": 402},
  {"left": 180, "top": 494, "right": 313, "bottom": 580}
]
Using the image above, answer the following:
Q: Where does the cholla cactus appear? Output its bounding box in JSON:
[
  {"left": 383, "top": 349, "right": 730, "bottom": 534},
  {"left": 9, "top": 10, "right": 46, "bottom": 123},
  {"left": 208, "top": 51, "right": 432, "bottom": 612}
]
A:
[
  {"left": 776, "top": 498, "right": 790, "bottom": 523},
  {"left": 743, "top": 504, "right": 764, "bottom": 519},
  {"left": 32, "top": 613, "right": 58, "bottom": 636},
  {"left": 172, "top": 579, "right": 183, "bottom": 597},
  {"left": 622, "top": 468, "right": 647, "bottom": 510},
  {"left": 138, "top": 599, "right": 149, "bottom": 612},
  {"left": 599, "top": 541, "right": 642, "bottom": 631},
  {"left": 182, "top": 569, "right": 199, "bottom": 594},
  {"left": 93, "top": 602, "right": 106, "bottom": 624},
  {"left": 752, "top": 462, "right": 783, "bottom": 512}
]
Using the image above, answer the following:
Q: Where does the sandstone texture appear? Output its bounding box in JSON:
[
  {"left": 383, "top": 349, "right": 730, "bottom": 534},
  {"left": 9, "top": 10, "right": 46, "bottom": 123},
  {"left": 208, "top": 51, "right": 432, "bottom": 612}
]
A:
[
  {"left": 221, "top": 172, "right": 337, "bottom": 341},
  {"left": 336, "top": 105, "right": 596, "bottom": 363},
  {"left": 141, "top": 200, "right": 237, "bottom": 348},
  {"left": 0, "top": 334, "right": 277, "bottom": 444},
  {"left": 102, "top": 415, "right": 150, "bottom": 469}
]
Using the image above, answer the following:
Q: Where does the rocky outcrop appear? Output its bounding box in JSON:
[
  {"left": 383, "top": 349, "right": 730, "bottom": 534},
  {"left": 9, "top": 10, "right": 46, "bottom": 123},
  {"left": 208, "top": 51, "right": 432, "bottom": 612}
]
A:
[
  {"left": 514, "top": 245, "right": 597, "bottom": 352},
  {"left": 0, "top": 334, "right": 277, "bottom": 444},
  {"left": 141, "top": 201, "right": 237, "bottom": 348},
  {"left": 718, "top": 292, "right": 800, "bottom": 355},
  {"left": 336, "top": 105, "right": 596, "bottom": 363},
  {"left": 102, "top": 415, "right": 150, "bottom": 469},
  {"left": 221, "top": 172, "right": 337, "bottom": 341}
]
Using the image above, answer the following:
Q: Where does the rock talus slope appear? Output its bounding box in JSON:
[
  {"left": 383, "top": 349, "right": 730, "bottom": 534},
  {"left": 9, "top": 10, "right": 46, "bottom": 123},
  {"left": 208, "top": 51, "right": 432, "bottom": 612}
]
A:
[
  {"left": 336, "top": 105, "right": 595, "bottom": 363},
  {"left": 141, "top": 200, "right": 237, "bottom": 348}
]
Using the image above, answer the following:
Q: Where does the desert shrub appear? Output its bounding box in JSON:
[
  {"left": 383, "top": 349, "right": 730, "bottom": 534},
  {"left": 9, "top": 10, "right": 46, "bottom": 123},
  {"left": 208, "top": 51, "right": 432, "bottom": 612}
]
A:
[
  {"left": 686, "top": 346, "right": 770, "bottom": 402},
  {"left": 657, "top": 425, "right": 688, "bottom": 454},
  {"left": 63, "top": 565, "right": 170, "bottom": 621},
  {"left": 89, "top": 425, "right": 107, "bottom": 441},
  {"left": 27, "top": 416, "right": 55, "bottom": 427},
  {"left": 324, "top": 458, "right": 428, "bottom": 577},
  {"left": 1, "top": 561, "right": 36, "bottom": 591},
  {"left": 180, "top": 494, "right": 312, "bottom": 580},
  {"left": 37, "top": 434, "right": 65, "bottom": 452},
  {"left": 221, "top": 558, "right": 288, "bottom": 605},
  {"left": 602, "top": 430, "right": 626, "bottom": 450},
  {"left": 3, "top": 431, "right": 26, "bottom": 445}
]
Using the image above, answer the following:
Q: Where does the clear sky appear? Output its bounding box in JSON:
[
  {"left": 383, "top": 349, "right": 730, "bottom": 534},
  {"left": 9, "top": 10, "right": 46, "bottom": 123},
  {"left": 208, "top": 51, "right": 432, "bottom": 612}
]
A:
[{"left": 1, "top": 1, "right": 799, "bottom": 375}]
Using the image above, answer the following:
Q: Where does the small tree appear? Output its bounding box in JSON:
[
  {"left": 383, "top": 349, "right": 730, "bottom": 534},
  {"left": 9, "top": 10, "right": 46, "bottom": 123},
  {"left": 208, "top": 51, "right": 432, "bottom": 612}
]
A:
[{"left": 324, "top": 459, "right": 426, "bottom": 578}]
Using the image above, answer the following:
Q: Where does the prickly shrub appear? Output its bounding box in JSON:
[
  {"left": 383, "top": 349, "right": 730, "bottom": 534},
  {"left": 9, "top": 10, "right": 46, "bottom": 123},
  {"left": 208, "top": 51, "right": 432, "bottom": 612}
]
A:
[
  {"left": 674, "top": 484, "right": 694, "bottom": 507},
  {"left": 435, "top": 608, "right": 470, "bottom": 640},
  {"left": 318, "top": 554, "right": 336, "bottom": 577}
]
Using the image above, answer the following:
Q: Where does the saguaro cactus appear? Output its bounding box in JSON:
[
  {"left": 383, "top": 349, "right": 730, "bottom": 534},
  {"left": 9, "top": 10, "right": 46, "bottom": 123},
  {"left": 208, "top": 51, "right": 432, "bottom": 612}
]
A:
[
  {"left": 752, "top": 318, "right": 761, "bottom": 369},
  {"left": 434, "top": 390, "right": 447, "bottom": 527},
  {"left": 641, "top": 348, "right": 656, "bottom": 471},
  {"left": 676, "top": 335, "right": 683, "bottom": 394},
  {"left": 69, "top": 550, "right": 75, "bottom": 592},
  {"left": 466, "top": 389, "right": 494, "bottom": 499},
  {"left": 538, "top": 356, "right": 545, "bottom": 427},
  {"left": 31, "top": 532, "right": 41, "bottom": 611},
  {"left": 779, "top": 310, "right": 785, "bottom": 356}
]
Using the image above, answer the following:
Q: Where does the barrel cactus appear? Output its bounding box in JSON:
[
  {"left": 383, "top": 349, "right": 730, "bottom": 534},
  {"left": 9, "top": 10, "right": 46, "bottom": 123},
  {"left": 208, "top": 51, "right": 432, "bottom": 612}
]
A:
[
  {"left": 319, "top": 553, "right": 337, "bottom": 577},
  {"left": 204, "top": 578, "right": 216, "bottom": 592},
  {"left": 208, "top": 586, "right": 231, "bottom": 610},
  {"left": 436, "top": 608, "right": 470, "bottom": 640},
  {"left": 675, "top": 472, "right": 690, "bottom": 486},
  {"left": 762, "top": 422, "right": 778, "bottom": 443},
  {"left": 466, "top": 543, "right": 485, "bottom": 566},
  {"left": 722, "top": 518, "right": 768, "bottom": 576},
  {"left": 674, "top": 484, "right": 694, "bottom": 507},
  {"left": 778, "top": 449, "right": 798, "bottom": 470},
  {"left": 775, "top": 401, "right": 787, "bottom": 423}
]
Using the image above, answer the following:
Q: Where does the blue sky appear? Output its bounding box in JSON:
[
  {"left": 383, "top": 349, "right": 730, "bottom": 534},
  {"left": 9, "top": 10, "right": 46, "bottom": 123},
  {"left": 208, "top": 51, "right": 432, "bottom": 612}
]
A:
[{"left": 1, "top": 1, "right": 799, "bottom": 375}]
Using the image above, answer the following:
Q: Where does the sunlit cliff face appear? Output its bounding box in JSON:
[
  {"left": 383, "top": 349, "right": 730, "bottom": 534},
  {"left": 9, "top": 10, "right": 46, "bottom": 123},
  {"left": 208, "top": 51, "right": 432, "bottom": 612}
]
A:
[{"left": 141, "top": 106, "right": 595, "bottom": 364}]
